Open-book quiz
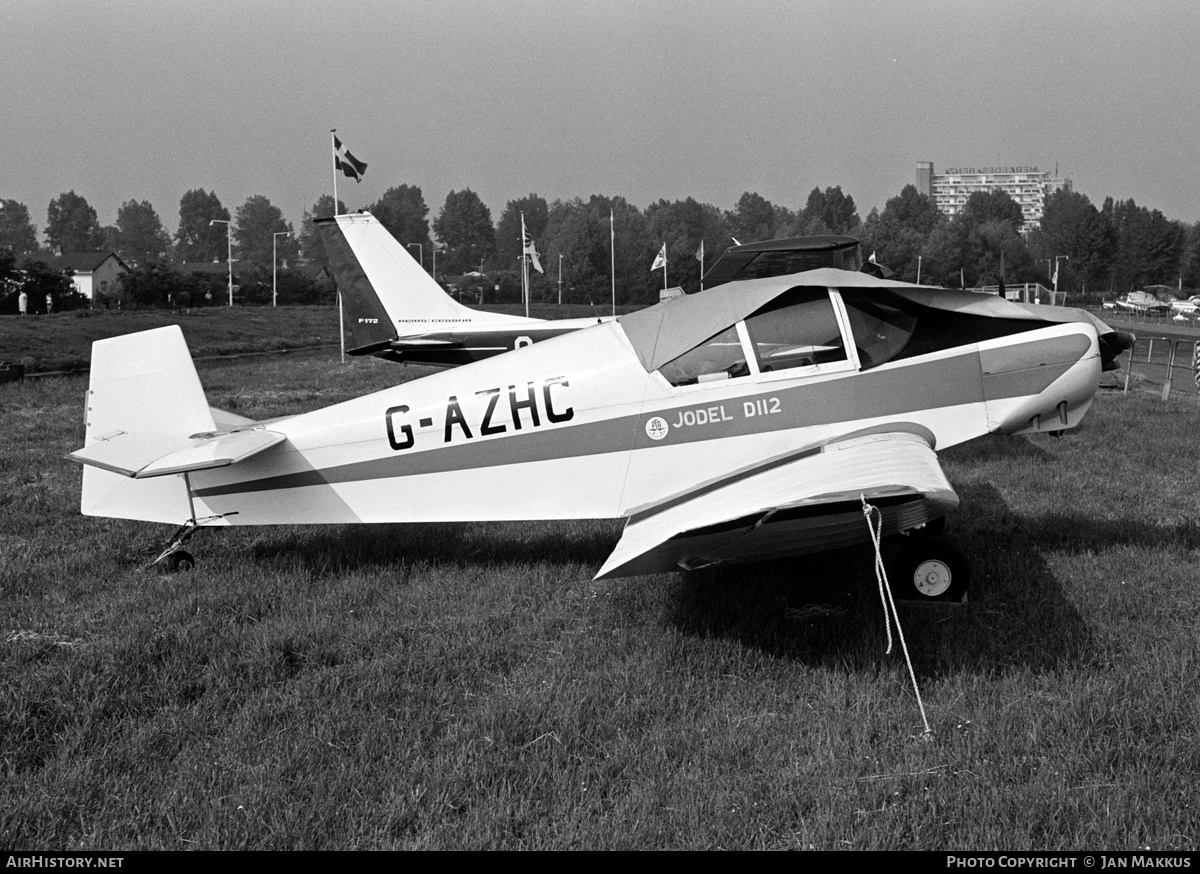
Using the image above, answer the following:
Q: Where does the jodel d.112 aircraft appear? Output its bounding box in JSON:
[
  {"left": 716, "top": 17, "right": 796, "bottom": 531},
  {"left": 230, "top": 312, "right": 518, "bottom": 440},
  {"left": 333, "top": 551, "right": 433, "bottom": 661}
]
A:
[{"left": 69, "top": 267, "right": 1132, "bottom": 601}]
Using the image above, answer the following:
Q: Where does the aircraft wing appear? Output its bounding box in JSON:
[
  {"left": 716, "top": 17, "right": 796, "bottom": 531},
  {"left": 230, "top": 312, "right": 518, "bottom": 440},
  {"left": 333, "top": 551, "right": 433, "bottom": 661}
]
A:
[
  {"left": 595, "top": 430, "right": 958, "bottom": 579},
  {"left": 68, "top": 427, "right": 286, "bottom": 479}
]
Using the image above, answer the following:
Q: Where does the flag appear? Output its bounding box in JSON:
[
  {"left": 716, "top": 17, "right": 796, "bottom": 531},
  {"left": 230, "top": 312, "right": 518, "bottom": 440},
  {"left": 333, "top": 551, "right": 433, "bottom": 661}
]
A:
[
  {"left": 334, "top": 136, "right": 367, "bottom": 183},
  {"left": 521, "top": 215, "right": 543, "bottom": 274},
  {"left": 651, "top": 244, "right": 666, "bottom": 271},
  {"left": 869, "top": 250, "right": 877, "bottom": 264},
  {"left": 1051, "top": 265, "right": 1059, "bottom": 286},
  {"left": 695, "top": 240, "right": 704, "bottom": 263}
]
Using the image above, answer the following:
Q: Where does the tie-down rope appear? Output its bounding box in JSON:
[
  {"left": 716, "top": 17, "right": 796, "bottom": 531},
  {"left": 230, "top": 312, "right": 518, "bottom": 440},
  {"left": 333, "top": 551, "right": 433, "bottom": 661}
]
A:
[{"left": 861, "top": 496, "right": 933, "bottom": 739}]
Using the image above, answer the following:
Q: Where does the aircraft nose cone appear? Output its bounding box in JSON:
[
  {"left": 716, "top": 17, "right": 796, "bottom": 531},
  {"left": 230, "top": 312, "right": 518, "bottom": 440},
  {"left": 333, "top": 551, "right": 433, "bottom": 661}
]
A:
[{"left": 1098, "top": 330, "right": 1136, "bottom": 372}]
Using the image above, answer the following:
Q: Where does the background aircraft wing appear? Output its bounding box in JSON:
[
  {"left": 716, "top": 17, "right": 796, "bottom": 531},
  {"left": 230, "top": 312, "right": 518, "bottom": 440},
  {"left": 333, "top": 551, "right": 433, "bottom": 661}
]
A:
[{"left": 596, "top": 429, "right": 959, "bottom": 579}]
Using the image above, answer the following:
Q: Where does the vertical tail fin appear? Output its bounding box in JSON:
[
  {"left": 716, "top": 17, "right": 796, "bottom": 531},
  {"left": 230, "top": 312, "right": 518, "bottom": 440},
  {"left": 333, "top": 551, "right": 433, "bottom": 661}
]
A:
[
  {"left": 315, "top": 212, "right": 533, "bottom": 354},
  {"left": 78, "top": 326, "right": 215, "bottom": 523}
]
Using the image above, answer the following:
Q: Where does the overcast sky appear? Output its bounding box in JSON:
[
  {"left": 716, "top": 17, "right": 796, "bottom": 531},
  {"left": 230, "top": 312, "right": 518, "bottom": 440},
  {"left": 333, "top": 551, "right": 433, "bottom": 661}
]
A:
[{"left": 3, "top": 0, "right": 1197, "bottom": 240}]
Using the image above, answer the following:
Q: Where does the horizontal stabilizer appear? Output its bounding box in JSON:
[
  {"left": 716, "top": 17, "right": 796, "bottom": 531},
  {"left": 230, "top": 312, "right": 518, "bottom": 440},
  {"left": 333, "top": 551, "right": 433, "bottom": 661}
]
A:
[
  {"left": 68, "top": 428, "right": 286, "bottom": 478},
  {"left": 596, "top": 430, "right": 958, "bottom": 579}
]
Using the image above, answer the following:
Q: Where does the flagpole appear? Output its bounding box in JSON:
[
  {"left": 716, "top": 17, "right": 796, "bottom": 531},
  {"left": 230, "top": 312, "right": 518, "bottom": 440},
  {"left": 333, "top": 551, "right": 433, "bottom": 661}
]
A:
[
  {"left": 331, "top": 130, "right": 339, "bottom": 215},
  {"left": 338, "top": 291, "right": 345, "bottom": 364},
  {"left": 521, "top": 213, "right": 529, "bottom": 319},
  {"left": 610, "top": 209, "right": 615, "bottom": 317}
]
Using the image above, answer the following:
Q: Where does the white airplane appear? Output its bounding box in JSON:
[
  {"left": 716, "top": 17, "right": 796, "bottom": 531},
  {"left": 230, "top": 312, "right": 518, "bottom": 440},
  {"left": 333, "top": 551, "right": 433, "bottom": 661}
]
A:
[
  {"left": 1112, "top": 290, "right": 1171, "bottom": 315},
  {"left": 317, "top": 212, "right": 612, "bottom": 367},
  {"left": 68, "top": 268, "right": 1133, "bottom": 601},
  {"left": 1169, "top": 295, "right": 1200, "bottom": 316}
]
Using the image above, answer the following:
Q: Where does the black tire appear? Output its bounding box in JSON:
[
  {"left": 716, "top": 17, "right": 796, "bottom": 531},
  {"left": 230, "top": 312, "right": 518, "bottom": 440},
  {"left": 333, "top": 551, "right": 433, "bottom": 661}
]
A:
[
  {"left": 889, "top": 535, "right": 968, "bottom": 602},
  {"left": 165, "top": 550, "right": 195, "bottom": 573}
]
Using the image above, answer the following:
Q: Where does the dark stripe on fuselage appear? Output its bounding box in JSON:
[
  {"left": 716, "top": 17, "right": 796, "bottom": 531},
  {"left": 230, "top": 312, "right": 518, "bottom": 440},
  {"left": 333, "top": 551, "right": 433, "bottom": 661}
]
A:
[
  {"left": 372, "top": 326, "right": 593, "bottom": 367},
  {"left": 192, "top": 338, "right": 1085, "bottom": 500}
]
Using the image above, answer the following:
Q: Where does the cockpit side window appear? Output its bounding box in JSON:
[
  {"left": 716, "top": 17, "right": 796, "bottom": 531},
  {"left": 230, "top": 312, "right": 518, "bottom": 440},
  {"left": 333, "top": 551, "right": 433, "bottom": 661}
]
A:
[
  {"left": 657, "top": 325, "right": 749, "bottom": 387},
  {"left": 839, "top": 291, "right": 918, "bottom": 369},
  {"left": 743, "top": 287, "right": 847, "bottom": 373}
]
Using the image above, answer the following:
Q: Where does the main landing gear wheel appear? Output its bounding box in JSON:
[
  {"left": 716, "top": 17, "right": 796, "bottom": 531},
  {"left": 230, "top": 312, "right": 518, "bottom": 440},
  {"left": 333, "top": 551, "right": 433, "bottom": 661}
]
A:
[
  {"left": 164, "top": 550, "right": 195, "bottom": 573},
  {"left": 889, "top": 535, "right": 969, "bottom": 602}
]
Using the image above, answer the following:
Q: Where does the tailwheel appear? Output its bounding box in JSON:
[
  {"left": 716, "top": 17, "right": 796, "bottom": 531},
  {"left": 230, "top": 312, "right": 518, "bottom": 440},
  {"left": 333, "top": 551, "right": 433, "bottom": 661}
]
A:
[{"left": 889, "top": 535, "right": 969, "bottom": 602}]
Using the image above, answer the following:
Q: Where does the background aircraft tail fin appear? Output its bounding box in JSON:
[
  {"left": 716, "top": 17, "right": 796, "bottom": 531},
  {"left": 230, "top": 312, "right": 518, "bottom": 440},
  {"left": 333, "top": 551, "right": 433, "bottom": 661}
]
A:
[
  {"left": 316, "top": 213, "right": 533, "bottom": 353},
  {"left": 77, "top": 326, "right": 218, "bottom": 523}
]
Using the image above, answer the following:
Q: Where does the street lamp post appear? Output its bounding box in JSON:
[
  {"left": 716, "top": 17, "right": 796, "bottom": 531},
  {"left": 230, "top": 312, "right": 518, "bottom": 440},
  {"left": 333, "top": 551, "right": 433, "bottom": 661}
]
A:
[
  {"left": 273, "top": 232, "right": 288, "bottom": 308},
  {"left": 558, "top": 254, "right": 563, "bottom": 305},
  {"left": 407, "top": 243, "right": 423, "bottom": 270},
  {"left": 209, "top": 219, "right": 233, "bottom": 306}
]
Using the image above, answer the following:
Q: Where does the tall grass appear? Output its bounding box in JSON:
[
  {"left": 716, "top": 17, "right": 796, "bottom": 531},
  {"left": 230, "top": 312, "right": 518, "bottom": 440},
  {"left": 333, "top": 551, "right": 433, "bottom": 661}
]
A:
[{"left": 1, "top": 354, "right": 1198, "bottom": 849}]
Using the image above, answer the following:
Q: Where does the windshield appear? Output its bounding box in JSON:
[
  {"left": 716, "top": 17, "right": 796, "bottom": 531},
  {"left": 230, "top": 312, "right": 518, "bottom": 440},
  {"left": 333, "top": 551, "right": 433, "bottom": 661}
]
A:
[
  {"left": 743, "top": 287, "right": 847, "bottom": 372},
  {"left": 839, "top": 291, "right": 918, "bottom": 369},
  {"left": 657, "top": 325, "right": 749, "bottom": 386}
]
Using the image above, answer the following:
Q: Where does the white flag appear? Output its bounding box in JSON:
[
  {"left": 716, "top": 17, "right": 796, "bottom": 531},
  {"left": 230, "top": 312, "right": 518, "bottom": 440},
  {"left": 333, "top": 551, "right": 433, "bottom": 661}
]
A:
[
  {"left": 522, "top": 215, "right": 543, "bottom": 274},
  {"left": 651, "top": 244, "right": 667, "bottom": 271}
]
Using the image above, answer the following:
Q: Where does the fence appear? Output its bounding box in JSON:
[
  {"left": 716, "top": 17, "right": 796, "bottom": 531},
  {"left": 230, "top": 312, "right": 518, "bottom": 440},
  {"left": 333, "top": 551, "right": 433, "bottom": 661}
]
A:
[
  {"left": 1117, "top": 336, "right": 1200, "bottom": 403},
  {"left": 971, "top": 283, "right": 1062, "bottom": 305}
]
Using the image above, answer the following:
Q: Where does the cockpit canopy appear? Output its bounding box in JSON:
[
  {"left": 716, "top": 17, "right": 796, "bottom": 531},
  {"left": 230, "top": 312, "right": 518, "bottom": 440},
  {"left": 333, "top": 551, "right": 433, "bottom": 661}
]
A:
[{"left": 617, "top": 267, "right": 1112, "bottom": 388}]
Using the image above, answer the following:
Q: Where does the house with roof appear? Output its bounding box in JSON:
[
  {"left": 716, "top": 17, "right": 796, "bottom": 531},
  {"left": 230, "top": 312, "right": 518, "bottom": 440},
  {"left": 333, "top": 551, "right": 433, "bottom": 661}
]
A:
[{"left": 35, "top": 252, "right": 130, "bottom": 301}]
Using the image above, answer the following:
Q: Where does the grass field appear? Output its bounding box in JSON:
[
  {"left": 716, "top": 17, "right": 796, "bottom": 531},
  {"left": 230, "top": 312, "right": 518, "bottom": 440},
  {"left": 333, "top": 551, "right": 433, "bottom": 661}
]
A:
[
  {"left": 0, "top": 303, "right": 630, "bottom": 375},
  {"left": 2, "top": 339, "right": 1199, "bottom": 849}
]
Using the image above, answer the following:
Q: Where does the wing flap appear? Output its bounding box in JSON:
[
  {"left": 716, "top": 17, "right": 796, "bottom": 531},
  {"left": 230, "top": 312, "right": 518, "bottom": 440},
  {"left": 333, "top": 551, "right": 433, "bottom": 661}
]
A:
[
  {"left": 596, "top": 431, "right": 958, "bottom": 579},
  {"left": 68, "top": 428, "right": 286, "bottom": 479}
]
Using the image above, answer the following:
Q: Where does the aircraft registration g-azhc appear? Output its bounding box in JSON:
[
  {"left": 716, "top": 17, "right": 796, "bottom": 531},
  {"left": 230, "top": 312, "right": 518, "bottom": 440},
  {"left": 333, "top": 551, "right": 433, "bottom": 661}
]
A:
[{"left": 69, "top": 263, "right": 1133, "bottom": 601}]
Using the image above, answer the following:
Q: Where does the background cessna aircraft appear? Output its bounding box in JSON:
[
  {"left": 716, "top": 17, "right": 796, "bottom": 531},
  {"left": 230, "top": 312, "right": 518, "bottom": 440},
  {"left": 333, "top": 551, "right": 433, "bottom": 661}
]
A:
[
  {"left": 317, "top": 212, "right": 613, "bottom": 367},
  {"left": 69, "top": 266, "right": 1132, "bottom": 601}
]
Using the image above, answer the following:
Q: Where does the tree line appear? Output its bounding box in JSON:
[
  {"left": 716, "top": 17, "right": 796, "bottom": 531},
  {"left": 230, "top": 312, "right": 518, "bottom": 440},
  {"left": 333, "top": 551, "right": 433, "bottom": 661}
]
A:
[{"left": 2, "top": 179, "right": 1197, "bottom": 312}]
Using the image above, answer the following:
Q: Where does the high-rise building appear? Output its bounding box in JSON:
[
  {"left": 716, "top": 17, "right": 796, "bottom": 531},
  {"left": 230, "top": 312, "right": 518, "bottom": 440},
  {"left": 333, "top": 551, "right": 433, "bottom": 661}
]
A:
[{"left": 915, "top": 162, "right": 1070, "bottom": 230}]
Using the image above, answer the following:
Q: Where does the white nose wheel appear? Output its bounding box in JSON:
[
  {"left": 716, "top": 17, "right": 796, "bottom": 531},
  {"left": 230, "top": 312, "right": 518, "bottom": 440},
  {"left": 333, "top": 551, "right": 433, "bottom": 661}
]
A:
[
  {"left": 913, "top": 559, "right": 953, "bottom": 597},
  {"left": 890, "top": 535, "right": 969, "bottom": 602}
]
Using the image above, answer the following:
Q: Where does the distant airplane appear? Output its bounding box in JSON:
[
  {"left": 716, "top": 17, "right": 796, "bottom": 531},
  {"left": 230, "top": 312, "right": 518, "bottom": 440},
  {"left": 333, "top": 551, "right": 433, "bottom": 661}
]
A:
[
  {"left": 1169, "top": 295, "right": 1200, "bottom": 317},
  {"left": 1111, "top": 290, "right": 1172, "bottom": 315},
  {"left": 317, "top": 212, "right": 611, "bottom": 367},
  {"left": 69, "top": 265, "right": 1132, "bottom": 601}
]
